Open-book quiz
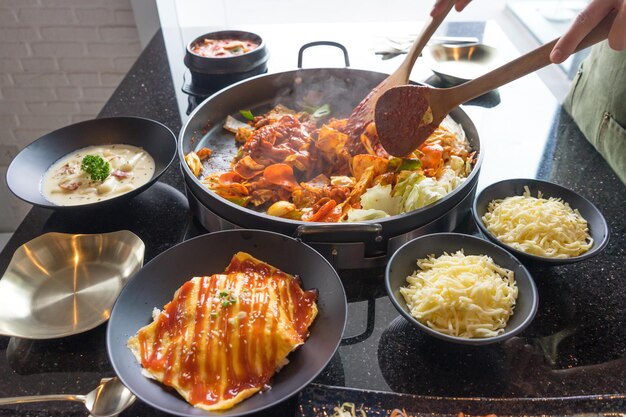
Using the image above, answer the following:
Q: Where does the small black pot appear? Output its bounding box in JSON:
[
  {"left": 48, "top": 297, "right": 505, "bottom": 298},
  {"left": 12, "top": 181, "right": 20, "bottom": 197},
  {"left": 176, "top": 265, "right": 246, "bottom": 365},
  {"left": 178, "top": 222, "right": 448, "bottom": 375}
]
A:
[{"left": 183, "top": 30, "right": 269, "bottom": 91}]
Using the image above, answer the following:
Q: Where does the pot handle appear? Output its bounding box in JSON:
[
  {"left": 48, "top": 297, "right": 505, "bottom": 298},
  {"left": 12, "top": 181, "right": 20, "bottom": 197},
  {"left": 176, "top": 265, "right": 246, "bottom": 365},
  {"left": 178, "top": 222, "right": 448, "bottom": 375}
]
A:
[
  {"left": 295, "top": 223, "right": 385, "bottom": 269},
  {"left": 297, "top": 41, "right": 351, "bottom": 69},
  {"left": 295, "top": 223, "right": 382, "bottom": 240}
]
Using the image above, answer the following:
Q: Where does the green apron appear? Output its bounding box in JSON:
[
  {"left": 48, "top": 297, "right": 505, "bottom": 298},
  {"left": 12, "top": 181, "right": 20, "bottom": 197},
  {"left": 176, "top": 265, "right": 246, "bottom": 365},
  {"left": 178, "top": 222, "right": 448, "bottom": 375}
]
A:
[{"left": 563, "top": 42, "right": 626, "bottom": 185}]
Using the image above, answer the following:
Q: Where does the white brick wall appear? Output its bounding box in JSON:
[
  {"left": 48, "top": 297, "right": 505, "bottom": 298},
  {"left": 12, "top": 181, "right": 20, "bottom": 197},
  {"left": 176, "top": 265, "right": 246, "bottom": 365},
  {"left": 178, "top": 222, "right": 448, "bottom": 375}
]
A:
[{"left": 0, "top": 0, "right": 142, "bottom": 232}]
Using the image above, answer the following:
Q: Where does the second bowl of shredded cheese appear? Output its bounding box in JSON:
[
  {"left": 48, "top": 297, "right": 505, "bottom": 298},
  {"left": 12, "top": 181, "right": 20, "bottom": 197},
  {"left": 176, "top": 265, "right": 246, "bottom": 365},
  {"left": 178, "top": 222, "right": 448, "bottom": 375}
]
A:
[
  {"left": 401, "top": 251, "right": 518, "bottom": 338},
  {"left": 386, "top": 233, "right": 538, "bottom": 345},
  {"left": 473, "top": 179, "right": 610, "bottom": 265}
]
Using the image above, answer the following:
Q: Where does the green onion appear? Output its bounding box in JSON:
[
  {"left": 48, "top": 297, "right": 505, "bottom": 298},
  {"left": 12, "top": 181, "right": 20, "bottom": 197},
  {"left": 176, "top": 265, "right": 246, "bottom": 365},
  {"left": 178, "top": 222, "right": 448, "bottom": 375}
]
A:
[
  {"left": 398, "top": 159, "right": 421, "bottom": 171},
  {"left": 298, "top": 103, "right": 331, "bottom": 118},
  {"left": 240, "top": 110, "right": 254, "bottom": 121},
  {"left": 218, "top": 290, "right": 237, "bottom": 307},
  {"left": 312, "top": 104, "right": 331, "bottom": 118},
  {"left": 221, "top": 298, "right": 236, "bottom": 307},
  {"left": 387, "top": 157, "right": 421, "bottom": 172}
]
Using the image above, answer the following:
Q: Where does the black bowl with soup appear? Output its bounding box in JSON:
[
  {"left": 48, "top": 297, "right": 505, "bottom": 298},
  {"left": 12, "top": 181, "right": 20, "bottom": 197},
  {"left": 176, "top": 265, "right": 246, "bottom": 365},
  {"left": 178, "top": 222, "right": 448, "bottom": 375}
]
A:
[
  {"left": 184, "top": 30, "right": 269, "bottom": 91},
  {"left": 6, "top": 117, "right": 177, "bottom": 210},
  {"left": 473, "top": 178, "right": 610, "bottom": 265}
]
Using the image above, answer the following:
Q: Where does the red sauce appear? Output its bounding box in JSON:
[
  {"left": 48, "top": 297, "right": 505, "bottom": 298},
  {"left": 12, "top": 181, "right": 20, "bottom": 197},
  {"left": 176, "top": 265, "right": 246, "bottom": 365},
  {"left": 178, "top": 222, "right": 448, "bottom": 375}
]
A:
[
  {"left": 241, "top": 114, "right": 310, "bottom": 166},
  {"left": 137, "top": 254, "right": 317, "bottom": 408},
  {"left": 191, "top": 38, "right": 259, "bottom": 58},
  {"left": 225, "top": 256, "right": 317, "bottom": 338},
  {"left": 375, "top": 85, "right": 437, "bottom": 157}
]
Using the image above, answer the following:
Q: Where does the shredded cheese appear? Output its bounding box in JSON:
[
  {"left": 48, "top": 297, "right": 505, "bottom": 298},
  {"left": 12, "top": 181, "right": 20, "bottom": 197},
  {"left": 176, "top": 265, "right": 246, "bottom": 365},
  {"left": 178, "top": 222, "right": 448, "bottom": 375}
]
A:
[
  {"left": 400, "top": 251, "right": 518, "bottom": 338},
  {"left": 332, "top": 403, "right": 367, "bottom": 417},
  {"left": 482, "top": 186, "right": 593, "bottom": 258}
]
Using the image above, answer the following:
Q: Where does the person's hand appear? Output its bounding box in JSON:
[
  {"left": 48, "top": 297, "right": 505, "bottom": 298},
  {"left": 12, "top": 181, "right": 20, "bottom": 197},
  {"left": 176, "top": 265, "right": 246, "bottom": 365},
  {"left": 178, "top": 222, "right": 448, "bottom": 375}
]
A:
[
  {"left": 431, "top": 0, "right": 471, "bottom": 16},
  {"left": 551, "top": 0, "right": 626, "bottom": 63}
]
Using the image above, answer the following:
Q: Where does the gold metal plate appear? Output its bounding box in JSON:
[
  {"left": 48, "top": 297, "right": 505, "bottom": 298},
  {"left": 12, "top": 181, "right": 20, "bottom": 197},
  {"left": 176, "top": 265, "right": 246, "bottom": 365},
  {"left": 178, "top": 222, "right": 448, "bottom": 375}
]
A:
[{"left": 0, "top": 231, "right": 145, "bottom": 339}]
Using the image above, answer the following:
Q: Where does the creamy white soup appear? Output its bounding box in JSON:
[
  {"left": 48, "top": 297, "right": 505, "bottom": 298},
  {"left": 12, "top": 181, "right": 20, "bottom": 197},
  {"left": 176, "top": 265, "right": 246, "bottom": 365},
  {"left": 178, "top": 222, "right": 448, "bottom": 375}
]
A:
[{"left": 41, "top": 144, "right": 155, "bottom": 206}]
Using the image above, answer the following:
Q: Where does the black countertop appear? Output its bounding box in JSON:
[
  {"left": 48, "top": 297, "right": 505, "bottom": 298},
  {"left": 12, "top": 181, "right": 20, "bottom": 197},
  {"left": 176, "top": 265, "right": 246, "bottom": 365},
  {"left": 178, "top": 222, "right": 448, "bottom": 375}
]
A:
[{"left": 0, "top": 26, "right": 624, "bottom": 416}]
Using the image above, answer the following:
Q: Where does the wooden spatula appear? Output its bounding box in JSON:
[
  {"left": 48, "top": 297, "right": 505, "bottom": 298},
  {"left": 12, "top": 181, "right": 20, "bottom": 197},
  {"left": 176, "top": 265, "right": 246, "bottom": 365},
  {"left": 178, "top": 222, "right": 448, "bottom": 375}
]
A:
[
  {"left": 346, "top": 0, "right": 455, "bottom": 136},
  {"left": 375, "top": 11, "right": 617, "bottom": 157}
]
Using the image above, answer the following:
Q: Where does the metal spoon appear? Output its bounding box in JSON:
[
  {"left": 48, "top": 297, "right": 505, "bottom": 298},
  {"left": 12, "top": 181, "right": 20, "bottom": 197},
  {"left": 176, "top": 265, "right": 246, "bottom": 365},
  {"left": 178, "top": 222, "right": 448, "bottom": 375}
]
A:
[
  {"left": 346, "top": 0, "right": 455, "bottom": 135},
  {"left": 375, "top": 11, "right": 617, "bottom": 156},
  {"left": 0, "top": 377, "right": 136, "bottom": 417}
]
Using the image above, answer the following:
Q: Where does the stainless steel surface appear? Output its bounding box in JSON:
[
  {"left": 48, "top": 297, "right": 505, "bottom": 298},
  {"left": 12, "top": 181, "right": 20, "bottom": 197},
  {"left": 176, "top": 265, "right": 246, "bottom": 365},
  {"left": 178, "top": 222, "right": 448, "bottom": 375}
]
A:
[
  {"left": 186, "top": 181, "right": 477, "bottom": 270},
  {"left": 0, "top": 377, "right": 136, "bottom": 417},
  {"left": 0, "top": 231, "right": 144, "bottom": 339},
  {"left": 422, "top": 43, "right": 502, "bottom": 84}
]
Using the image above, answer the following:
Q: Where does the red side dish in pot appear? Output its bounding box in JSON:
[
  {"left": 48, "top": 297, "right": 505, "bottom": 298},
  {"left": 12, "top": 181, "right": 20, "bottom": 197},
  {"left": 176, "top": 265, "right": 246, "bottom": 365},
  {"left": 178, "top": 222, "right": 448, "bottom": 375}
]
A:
[{"left": 191, "top": 38, "right": 259, "bottom": 58}]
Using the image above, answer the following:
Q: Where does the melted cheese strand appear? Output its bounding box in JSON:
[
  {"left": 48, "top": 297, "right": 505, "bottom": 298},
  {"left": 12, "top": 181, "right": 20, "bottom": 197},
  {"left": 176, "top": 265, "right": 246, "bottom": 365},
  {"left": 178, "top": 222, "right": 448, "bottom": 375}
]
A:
[
  {"left": 400, "top": 251, "right": 518, "bottom": 338},
  {"left": 482, "top": 186, "right": 592, "bottom": 258}
]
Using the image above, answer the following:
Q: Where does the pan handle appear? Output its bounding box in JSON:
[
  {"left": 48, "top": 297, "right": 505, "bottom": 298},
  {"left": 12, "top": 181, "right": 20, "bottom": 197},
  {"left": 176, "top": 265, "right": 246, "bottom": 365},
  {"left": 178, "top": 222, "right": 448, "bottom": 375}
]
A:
[
  {"left": 295, "top": 223, "right": 382, "bottom": 240},
  {"left": 297, "top": 41, "right": 351, "bottom": 69},
  {"left": 295, "top": 223, "right": 385, "bottom": 269}
]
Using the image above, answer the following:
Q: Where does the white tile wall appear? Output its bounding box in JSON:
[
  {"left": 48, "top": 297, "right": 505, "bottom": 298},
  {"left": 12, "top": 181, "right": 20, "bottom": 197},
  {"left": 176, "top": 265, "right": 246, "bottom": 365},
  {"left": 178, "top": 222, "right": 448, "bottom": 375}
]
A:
[
  {"left": 170, "top": 0, "right": 508, "bottom": 28},
  {"left": 0, "top": 0, "right": 142, "bottom": 232}
]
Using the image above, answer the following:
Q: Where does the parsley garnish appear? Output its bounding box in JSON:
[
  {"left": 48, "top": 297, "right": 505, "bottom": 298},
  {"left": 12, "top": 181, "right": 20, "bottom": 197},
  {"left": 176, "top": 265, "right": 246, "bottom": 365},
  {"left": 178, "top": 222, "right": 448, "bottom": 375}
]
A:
[{"left": 81, "top": 155, "right": 110, "bottom": 181}]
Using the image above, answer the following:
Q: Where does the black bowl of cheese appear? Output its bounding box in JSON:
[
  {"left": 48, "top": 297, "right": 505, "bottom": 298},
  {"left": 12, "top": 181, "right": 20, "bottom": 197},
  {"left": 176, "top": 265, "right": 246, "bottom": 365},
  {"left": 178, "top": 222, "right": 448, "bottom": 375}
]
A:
[
  {"left": 473, "top": 178, "right": 610, "bottom": 265},
  {"left": 386, "top": 233, "right": 538, "bottom": 346}
]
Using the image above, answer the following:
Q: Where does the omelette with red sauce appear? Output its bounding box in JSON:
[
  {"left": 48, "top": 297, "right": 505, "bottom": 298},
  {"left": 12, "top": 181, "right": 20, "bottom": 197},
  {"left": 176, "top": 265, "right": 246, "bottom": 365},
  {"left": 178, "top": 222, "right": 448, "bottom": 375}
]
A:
[{"left": 127, "top": 252, "right": 318, "bottom": 411}]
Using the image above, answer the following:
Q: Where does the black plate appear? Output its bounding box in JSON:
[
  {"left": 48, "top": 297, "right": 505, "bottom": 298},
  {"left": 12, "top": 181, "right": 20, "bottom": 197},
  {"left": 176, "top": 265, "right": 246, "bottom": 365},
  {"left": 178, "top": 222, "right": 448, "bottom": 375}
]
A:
[
  {"left": 473, "top": 178, "right": 610, "bottom": 265},
  {"left": 6, "top": 116, "right": 177, "bottom": 210},
  {"left": 386, "top": 233, "right": 538, "bottom": 345},
  {"left": 106, "top": 229, "right": 347, "bottom": 417},
  {"left": 296, "top": 383, "right": 626, "bottom": 416}
]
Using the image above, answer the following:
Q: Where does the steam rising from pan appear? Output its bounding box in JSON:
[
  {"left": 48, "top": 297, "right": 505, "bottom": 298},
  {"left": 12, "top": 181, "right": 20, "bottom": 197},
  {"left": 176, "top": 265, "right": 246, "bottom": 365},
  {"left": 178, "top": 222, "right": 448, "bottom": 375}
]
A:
[{"left": 270, "top": 69, "right": 379, "bottom": 117}]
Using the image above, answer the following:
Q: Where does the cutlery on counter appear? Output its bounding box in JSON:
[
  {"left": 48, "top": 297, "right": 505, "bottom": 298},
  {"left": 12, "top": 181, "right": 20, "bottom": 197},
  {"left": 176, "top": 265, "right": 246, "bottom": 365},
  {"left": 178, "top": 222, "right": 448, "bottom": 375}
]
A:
[
  {"left": 0, "top": 377, "right": 136, "bottom": 417},
  {"left": 375, "top": 11, "right": 617, "bottom": 157},
  {"left": 347, "top": 0, "right": 455, "bottom": 134}
]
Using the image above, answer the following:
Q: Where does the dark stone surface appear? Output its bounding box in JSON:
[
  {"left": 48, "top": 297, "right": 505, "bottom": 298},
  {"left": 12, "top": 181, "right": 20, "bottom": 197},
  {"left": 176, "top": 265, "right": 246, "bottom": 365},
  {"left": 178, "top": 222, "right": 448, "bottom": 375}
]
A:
[
  {"left": 297, "top": 383, "right": 626, "bottom": 416},
  {"left": 0, "top": 27, "right": 624, "bottom": 416}
]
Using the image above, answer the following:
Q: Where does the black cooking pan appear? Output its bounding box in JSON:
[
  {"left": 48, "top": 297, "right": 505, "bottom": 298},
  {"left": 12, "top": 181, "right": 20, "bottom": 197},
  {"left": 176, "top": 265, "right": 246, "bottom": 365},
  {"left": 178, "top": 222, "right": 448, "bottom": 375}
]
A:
[
  {"left": 7, "top": 116, "right": 177, "bottom": 210},
  {"left": 107, "top": 229, "right": 347, "bottom": 417},
  {"left": 178, "top": 43, "right": 483, "bottom": 259}
]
